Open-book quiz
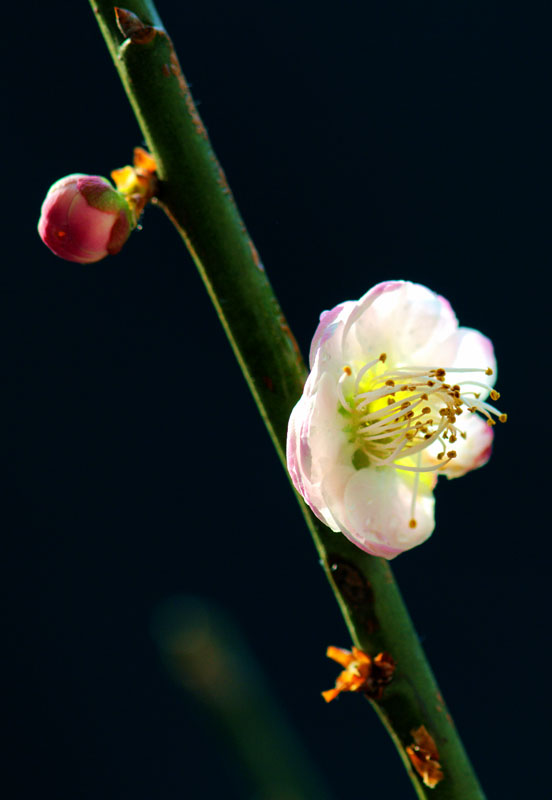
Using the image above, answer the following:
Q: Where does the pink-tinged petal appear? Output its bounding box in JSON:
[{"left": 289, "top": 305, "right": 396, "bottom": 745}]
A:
[
  {"left": 309, "top": 301, "right": 356, "bottom": 369},
  {"left": 448, "top": 327, "right": 496, "bottom": 397},
  {"left": 315, "top": 463, "right": 430, "bottom": 559},
  {"left": 287, "top": 362, "right": 353, "bottom": 528},
  {"left": 341, "top": 281, "right": 404, "bottom": 348},
  {"left": 341, "top": 468, "right": 434, "bottom": 558},
  {"left": 351, "top": 282, "right": 459, "bottom": 365},
  {"left": 287, "top": 402, "right": 342, "bottom": 532},
  {"left": 423, "top": 413, "right": 494, "bottom": 479}
]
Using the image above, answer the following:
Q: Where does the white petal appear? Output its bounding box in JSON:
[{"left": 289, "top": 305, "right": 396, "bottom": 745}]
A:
[
  {"left": 309, "top": 301, "right": 356, "bottom": 369},
  {"left": 350, "top": 282, "right": 459, "bottom": 365},
  {"left": 337, "top": 467, "right": 435, "bottom": 558},
  {"left": 341, "top": 281, "right": 405, "bottom": 355},
  {"left": 448, "top": 327, "right": 496, "bottom": 397},
  {"left": 287, "top": 364, "right": 351, "bottom": 527},
  {"left": 423, "top": 412, "right": 494, "bottom": 479}
]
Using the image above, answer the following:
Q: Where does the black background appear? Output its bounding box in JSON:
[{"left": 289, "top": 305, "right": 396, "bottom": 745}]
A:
[{"left": 3, "top": 1, "right": 547, "bottom": 797}]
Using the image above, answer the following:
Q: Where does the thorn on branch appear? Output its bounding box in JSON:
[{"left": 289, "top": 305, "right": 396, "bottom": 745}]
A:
[{"left": 115, "top": 8, "right": 156, "bottom": 44}]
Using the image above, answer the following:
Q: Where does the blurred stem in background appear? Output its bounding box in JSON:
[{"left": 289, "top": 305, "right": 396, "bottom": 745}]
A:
[
  {"left": 153, "top": 597, "right": 333, "bottom": 800},
  {"left": 88, "top": 2, "right": 487, "bottom": 797}
]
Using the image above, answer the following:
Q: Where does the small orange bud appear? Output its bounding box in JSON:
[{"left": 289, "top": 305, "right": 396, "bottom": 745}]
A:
[
  {"left": 322, "top": 645, "right": 396, "bottom": 702},
  {"left": 406, "top": 725, "right": 444, "bottom": 788}
]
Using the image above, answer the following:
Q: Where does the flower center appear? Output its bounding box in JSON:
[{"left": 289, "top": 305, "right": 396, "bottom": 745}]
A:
[{"left": 337, "top": 353, "right": 506, "bottom": 527}]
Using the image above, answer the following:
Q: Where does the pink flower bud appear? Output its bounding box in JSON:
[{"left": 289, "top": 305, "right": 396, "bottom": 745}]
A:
[{"left": 38, "top": 174, "right": 134, "bottom": 264}]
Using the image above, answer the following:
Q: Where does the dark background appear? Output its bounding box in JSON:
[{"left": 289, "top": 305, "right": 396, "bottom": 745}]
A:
[{"left": 3, "top": 1, "right": 547, "bottom": 797}]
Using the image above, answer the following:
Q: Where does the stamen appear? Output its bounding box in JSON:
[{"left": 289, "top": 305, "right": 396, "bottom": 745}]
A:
[
  {"left": 393, "top": 459, "right": 453, "bottom": 473},
  {"left": 354, "top": 356, "right": 384, "bottom": 392},
  {"left": 416, "top": 366, "right": 494, "bottom": 375},
  {"left": 336, "top": 370, "right": 352, "bottom": 411},
  {"left": 409, "top": 452, "right": 422, "bottom": 528},
  {"left": 340, "top": 356, "right": 505, "bottom": 478}
]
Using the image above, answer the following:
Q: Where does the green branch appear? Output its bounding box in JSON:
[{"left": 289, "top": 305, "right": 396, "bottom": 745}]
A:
[{"left": 88, "top": 3, "right": 486, "bottom": 797}]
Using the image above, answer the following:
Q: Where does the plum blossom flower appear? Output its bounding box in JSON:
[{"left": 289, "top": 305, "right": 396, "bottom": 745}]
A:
[
  {"left": 287, "top": 281, "right": 505, "bottom": 558},
  {"left": 38, "top": 174, "right": 134, "bottom": 264}
]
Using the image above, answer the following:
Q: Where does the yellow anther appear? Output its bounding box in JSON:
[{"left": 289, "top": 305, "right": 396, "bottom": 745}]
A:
[
  {"left": 485, "top": 367, "right": 493, "bottom": 375},
  {"left": 342, "top": 355, "right": 505, "bottom": 476},
  {"left": 409, "top": 519, "right": 417, "bottom": 529}
]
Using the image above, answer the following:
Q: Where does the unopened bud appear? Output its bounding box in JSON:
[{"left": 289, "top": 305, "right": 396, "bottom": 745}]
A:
[{"left": 38, "top": 174, "right": 134, "bottom": 264}]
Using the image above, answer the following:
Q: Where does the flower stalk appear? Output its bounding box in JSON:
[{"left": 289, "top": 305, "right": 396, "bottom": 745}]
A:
[{"left": 88, "top": 2, "right": 487, "bottom": 797}]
